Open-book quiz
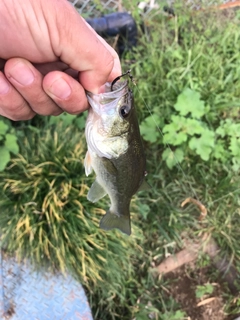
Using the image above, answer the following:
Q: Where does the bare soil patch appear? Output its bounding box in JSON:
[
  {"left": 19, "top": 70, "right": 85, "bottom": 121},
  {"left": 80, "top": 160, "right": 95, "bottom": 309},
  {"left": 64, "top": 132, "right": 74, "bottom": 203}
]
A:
[{"left": 165, "top": 264, "right": 239, "bottom": 320}]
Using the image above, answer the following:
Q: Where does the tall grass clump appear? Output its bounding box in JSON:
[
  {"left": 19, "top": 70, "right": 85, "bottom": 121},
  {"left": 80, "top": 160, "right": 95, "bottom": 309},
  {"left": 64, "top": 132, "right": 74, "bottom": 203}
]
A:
[{"left": 0, "top": 123, "right": 143, "bottom": 314}]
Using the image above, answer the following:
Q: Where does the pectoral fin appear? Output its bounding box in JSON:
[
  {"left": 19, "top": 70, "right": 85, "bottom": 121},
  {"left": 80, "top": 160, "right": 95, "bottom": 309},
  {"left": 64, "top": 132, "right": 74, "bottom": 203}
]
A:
[
  {"left": 137, "top": 179, "right": 151, "bottom": 192},
  {"left": 87, "top": 180, "right": 107, "bottom": 203},
  {"left": 100, "top": 211, "right": 131, "bottom": 236},
  {"left": 102, "top": 157, "right": 118, "bottom": 176},
  {"left": 84, "top": 150, "right": 93, "bottom": 176}
]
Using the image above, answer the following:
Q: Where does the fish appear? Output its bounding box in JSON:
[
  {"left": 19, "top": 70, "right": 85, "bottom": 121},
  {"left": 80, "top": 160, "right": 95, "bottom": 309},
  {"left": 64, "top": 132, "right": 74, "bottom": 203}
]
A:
[{"left": 84, "top": 73, "right": 147, "bottom": 236}]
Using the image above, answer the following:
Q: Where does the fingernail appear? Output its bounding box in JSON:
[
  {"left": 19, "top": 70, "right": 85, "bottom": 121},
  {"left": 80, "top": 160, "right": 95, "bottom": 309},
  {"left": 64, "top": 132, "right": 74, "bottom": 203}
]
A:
[
  {"left": 49, "top": 78, "right": 71, "bottom": 99},
  {"left": 8, "top": 62, "right": 34, "bottom": 86},
  {"left": 0, "top": 75, "right": 10, "bottom": 94}
]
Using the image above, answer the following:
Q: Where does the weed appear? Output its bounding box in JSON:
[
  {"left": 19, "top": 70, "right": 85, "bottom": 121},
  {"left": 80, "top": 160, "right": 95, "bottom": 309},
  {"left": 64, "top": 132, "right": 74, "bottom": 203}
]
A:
[
  {"left": 195, "top": 283, "right": 214, "bottom": 299},
  {"left": 131, "top": 6, "right": 240, "bottom": 170},
  {"left": 0, "top": 118, "right": 19, "bottom": 171}
]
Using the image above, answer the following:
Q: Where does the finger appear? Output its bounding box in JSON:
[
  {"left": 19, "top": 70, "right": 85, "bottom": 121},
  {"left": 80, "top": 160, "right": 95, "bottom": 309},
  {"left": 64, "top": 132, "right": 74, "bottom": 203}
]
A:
[
  {"left": 78, "top": 33, "right": 122, "bottom": 93},
  {"left": 0, "top": 71, "right": 35, "bottom": 120},
  {"left": 44, "top": 0, "right": 121, "bottom": 93},
  {"left": 34, "top": 61, "right": 69, "bottom": 76},
  {"left": 43, "top": 71, "right": 88, "bottom": 114},
  {"left": 34, "top": 62, "right": 79, "bottom": 79},
  {"left": 94, "top": 34, "right": 122, "bottom": 93},
  {"left": 84, "top": 22, "right": 122, "bottom": 81},
  {"left": 5, "top": 58, "right": 62, "bottom": 116},
  {"left": 96, "top": 34, "right": 122, "bottom": 82},
  {"left": 77, "top": 20, "right": 122, "bottom": 91}
]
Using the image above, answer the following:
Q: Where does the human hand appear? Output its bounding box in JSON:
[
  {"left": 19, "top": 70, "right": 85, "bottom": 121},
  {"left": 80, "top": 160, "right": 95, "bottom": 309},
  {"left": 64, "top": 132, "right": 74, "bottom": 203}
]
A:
[{"left": 0, "top": 0, "right": 121, "bottom": 120}]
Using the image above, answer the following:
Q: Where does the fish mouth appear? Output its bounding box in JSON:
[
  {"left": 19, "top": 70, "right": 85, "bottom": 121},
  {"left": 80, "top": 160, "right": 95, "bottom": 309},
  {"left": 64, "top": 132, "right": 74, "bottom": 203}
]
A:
[
  {"left": 86, "top": 80, "right": 129, "bottom": 102},
  {"left": 86, "top": 79, "right": 130, "bottom": 116},
  {"left": 87, "top": 69, "right": 133, "bottom": 101}
]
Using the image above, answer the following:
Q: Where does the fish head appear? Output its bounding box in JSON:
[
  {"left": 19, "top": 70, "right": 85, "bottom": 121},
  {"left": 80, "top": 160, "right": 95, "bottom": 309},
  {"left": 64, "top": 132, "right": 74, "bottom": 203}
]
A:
[{"left": 86, "top": 79, "right": 135, "bottom": 159}]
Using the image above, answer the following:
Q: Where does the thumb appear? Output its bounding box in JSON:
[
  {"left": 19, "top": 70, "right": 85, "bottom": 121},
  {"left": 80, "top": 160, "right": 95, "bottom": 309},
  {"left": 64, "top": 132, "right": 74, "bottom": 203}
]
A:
[{"left": 45, "top": 0, "right": 121, "bottom": 93}]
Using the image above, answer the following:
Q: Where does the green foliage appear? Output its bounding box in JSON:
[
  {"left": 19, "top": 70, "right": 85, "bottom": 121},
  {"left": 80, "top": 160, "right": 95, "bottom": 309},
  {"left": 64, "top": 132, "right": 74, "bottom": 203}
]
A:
[
  {"left": 225, "top": 296, "right": 240, "bottom": 316},
  {"left": 215, "top": 119, "right": 240, "bottom": 171},
  {"left": 129, "top": 6, "right": 240, "bottom": 171},
  {"left": 195, "top": 283, "right": 214, "bottom": 299},
  {"left": 142, "top": 85, "right": 239, "bottom": 168},
  {"left": 48, "top": 112, "right": 87, "bottom": 130},
  {"left": 0, "top": 118, "right": 19, "bottom": 171},
  {"left": 48, "top": 112, "right": 77, "bottom": 127},
  {"left": 162, "top": 148, "right": 184, "bottom": 169},
  {"left": 161, "top": 88, "right": 215, "bottom": 163},
  {"left": 140, "top": 114, "right": 162, "bottom": 143},
  {"left": 162, "top": 310, "right": 187, "bottom": 320},
  {"left": 189, "top": 129, "right": 215, "bottom": 161},
  {"left": 174, "top": 88, "right": 206, "bottom": 118}
]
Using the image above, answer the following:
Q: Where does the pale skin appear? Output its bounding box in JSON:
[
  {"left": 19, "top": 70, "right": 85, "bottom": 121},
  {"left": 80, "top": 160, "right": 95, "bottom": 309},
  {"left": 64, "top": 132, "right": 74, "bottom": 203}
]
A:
[{"left": 0, "top": 0, "right": 121, "bottom": 120}]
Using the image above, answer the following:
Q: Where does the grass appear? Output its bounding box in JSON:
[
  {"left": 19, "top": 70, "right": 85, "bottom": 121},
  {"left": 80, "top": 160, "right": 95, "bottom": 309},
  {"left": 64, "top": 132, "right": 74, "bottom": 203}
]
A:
[{"left": 1, "top": 1, "right": 240, "bottom": 319}]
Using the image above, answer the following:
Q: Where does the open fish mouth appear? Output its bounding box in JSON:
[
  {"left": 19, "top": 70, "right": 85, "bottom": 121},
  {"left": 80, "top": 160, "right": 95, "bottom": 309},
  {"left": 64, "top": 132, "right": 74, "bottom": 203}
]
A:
[
  {"left": 86, "top": 70, "right": 133, "bottom": 105},
  {"left": 86, "top": 80, "right": 128, "bottom": 108}
]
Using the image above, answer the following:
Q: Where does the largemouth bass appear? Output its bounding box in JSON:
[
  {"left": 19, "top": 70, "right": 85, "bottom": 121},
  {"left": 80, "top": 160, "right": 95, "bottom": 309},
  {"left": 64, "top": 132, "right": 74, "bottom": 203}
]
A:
[{"left": 84, "top": 74, "right": 147, "bottom": 235}]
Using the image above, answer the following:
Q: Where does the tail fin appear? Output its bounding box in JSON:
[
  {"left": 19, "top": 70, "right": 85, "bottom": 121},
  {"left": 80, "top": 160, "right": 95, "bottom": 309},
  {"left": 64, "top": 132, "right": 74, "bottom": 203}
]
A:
[{"left": 100, "top": 211, "right": 131, "bottom": 236}]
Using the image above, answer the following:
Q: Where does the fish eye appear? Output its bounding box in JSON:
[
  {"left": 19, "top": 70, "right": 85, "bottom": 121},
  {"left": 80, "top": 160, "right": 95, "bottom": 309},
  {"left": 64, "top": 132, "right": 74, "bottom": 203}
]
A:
[{"left": 119, "top": 105, "right": 131, "bottom": 118}]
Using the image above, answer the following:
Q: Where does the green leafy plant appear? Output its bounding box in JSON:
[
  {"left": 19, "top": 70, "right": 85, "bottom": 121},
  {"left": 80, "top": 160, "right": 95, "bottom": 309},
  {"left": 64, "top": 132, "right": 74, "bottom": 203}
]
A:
[
  {"left": 132, "top": 3, "right": 240, "bottom": 172},
  {"left": 140, "top": 86, "right": 240, "bottom": 170},
  {"left": 140, "top": 113, "right": 162, "bottom": 143},
  {"left": 215, "top": 119, "right": 240, "bottom": 171},
  {"left": 0, "top": 118, "right": 19, "bottom": 171},
  {"left": 162, "top": 310, "right": 187, "bottom": 320},
  {"left": 162, "top": 88, "right": 215, "bottom": 167},
  {"left": 195, "top": 283, "right": 214, "bottom": 299},
  {"left": 48, "top": 112, "right": 87, "bottom": 130}
]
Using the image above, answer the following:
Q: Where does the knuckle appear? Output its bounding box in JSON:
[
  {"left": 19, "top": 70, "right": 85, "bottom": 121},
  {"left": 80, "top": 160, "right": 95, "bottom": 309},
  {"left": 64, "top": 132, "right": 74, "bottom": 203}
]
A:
[
  {"left": 63, "top": 99, "right": 88, "bottom": 114},
  {"left": 28, "top": 91, "right": 60, "bottom": 116},
  {"left": 0, "top": 99, "right": 34, "bottom": 121},
  {"left": 11, "top": 112, "right": 35, "bottom": 121},
  {"left": 102, "top": 53, "right": 115, "bottom": 75},
  {"left": 5, "top": 99, "right": 26, "bottom": 113},
  {"left": 52, "top": 110, "right": 63, "bottom": 116}
]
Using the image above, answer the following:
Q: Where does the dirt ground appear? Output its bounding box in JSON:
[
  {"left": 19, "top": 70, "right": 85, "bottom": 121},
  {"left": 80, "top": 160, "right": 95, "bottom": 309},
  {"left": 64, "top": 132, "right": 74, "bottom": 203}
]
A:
[{"left": 165, "top": 263, "right": 240, "bottom": 320}]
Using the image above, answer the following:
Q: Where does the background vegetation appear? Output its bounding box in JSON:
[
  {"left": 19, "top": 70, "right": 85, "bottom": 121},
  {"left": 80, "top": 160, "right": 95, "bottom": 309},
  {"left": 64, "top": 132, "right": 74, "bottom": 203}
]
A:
[{"left": 0, "top": 1, "right": 240, "bottom": 319}]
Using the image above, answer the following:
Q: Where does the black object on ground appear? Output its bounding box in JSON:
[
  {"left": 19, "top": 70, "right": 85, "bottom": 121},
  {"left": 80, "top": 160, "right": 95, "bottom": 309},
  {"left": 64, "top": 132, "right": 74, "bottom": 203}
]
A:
[{"left": 86, "top": 12, "right": 137, "bottom": 55}]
